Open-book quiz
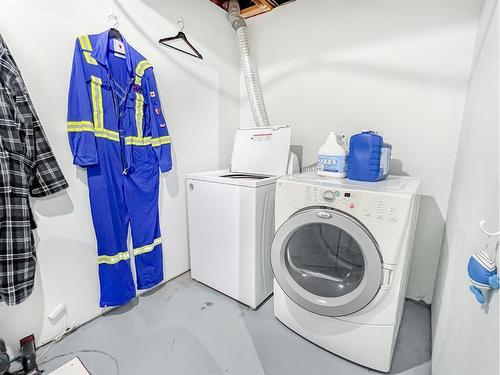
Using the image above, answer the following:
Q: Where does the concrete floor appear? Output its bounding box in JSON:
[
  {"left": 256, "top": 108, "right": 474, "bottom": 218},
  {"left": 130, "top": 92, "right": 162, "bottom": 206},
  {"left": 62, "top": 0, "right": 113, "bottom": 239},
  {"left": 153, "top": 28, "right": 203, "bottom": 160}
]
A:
[{"left": 38, "top": 273, "right": 431, "bottom": 375}]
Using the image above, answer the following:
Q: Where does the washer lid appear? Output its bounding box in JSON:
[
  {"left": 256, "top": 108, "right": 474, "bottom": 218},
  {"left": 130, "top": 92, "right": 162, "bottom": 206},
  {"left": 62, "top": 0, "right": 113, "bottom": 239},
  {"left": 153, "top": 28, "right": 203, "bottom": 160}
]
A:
[
  {"left": 186, "top": 169, "right": 279, "bottom": 188},
  {"left": 230, "top": 126, "right": 292, "bottom": 177}
]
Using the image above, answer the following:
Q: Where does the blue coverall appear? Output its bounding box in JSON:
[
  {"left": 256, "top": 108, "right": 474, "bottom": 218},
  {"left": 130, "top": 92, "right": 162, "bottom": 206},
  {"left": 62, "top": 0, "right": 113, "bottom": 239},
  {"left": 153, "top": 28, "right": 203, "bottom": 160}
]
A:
[{"left": 67, "top": 30, "right": 172, "bottom": 307}]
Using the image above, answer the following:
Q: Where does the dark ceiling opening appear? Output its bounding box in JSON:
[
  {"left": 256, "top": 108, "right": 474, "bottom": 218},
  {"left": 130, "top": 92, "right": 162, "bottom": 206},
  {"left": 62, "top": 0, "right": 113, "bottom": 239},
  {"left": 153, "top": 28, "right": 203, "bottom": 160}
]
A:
[{"left": 209, "top": 0, "right": 295, "bottom": 18}]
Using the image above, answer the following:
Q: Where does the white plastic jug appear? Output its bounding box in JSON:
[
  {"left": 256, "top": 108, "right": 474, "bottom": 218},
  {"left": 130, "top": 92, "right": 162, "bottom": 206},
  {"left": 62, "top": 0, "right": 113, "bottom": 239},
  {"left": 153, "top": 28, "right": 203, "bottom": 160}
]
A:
[{"left": 317, "top": 132, "right": 348, "bottom": 178}]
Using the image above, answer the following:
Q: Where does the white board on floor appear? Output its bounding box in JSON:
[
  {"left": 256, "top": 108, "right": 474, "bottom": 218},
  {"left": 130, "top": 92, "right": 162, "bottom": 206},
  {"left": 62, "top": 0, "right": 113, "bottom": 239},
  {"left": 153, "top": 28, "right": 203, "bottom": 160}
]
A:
[{"left": 49, "top": 357, "right": 90, "bottom": 375}]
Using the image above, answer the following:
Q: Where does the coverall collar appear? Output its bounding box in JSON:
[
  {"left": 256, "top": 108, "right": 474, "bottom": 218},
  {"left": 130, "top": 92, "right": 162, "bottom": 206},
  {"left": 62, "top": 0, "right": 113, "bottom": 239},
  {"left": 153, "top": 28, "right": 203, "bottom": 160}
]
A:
[{"left": 92, "top": 29, "right": 134, "bottom": 76}]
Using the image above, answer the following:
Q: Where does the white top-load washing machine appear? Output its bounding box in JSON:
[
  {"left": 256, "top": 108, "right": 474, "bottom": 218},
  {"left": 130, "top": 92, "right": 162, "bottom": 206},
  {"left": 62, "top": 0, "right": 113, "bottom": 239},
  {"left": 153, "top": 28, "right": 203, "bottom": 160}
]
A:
[
  {"left": 271, "top": 172, "right": 421, "bottom": 372},
  {"left": 187, "top": 126, "right": 293, "bottom": 308}
]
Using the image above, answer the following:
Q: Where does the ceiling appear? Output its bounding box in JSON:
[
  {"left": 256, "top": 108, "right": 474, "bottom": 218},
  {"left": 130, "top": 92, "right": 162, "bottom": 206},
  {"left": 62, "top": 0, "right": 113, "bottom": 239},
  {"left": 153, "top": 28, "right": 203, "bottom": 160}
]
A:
[{"left": 209, "top": 0, "right": 296, "bottom": 18}]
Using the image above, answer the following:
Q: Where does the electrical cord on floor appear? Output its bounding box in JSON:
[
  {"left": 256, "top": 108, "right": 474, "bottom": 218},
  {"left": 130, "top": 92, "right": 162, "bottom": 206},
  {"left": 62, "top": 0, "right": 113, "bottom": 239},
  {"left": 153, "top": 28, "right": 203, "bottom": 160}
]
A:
[
  {"left": 38, "top": 321, "right": 79, "bottom": 362},
  {"left": 7, "top": 323, "right": 78, "bottom": 375},
  {"left": 7, "top": 369, "right": 35, "bottom": 375},
  {"left": 39, "top": 349, "right": 120, "bottom": 375}
]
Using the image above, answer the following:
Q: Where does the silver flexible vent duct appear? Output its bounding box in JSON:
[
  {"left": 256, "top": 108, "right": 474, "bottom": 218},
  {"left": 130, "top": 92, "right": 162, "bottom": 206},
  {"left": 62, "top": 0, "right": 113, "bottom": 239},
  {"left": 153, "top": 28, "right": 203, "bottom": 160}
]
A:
[{"left": 228, "top": 0, "right": 270, "bottom": 128}]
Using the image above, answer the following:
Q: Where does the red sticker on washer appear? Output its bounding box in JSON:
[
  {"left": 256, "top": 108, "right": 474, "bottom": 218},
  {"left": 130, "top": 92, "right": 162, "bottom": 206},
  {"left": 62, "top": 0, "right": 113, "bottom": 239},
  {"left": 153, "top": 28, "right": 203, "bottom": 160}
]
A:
[{"left": 155, "top": 108, "right": 161, "bottom": 115}]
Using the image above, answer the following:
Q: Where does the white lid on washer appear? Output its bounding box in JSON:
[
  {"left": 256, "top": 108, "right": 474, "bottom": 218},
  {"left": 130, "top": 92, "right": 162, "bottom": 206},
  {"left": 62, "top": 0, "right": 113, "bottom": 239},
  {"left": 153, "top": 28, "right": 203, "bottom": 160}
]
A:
[{"left": 230, "top": 126, "right": 292, "bottom": 177}]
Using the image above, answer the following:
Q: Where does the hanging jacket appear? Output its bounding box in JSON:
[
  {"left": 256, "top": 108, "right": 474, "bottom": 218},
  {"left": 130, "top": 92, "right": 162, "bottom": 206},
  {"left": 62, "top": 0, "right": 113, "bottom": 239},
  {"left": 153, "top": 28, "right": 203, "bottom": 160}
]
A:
[
  {"left": 0, "top": 34, "right": 68, "bottom": 306},
  {"left": 67, "top": 31, "right": 172, "bottom": 174},
  {"left": 0, "top": 34, "right": 68, "bottom": 198}
]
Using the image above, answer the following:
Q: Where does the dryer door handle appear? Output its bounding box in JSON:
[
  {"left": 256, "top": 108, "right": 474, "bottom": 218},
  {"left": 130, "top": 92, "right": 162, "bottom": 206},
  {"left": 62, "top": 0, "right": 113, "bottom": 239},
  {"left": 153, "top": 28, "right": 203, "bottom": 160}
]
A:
[
  {"left": 316, "top": 211, "right": 332, "bottom": 219},
  {"left": 381, "top": 266, "right": 394, "bottom": 289}
]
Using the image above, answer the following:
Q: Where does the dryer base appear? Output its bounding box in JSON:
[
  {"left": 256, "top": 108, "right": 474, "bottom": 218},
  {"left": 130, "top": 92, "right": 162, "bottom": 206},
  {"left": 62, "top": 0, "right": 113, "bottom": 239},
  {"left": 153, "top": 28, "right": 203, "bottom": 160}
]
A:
[{"left": 274, "top": 284, "right": 398, "bottom": 373}]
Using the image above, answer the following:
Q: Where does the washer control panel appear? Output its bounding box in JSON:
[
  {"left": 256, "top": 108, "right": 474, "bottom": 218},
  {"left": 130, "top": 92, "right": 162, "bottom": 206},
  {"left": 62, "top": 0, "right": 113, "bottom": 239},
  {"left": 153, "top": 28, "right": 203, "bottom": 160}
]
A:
[{"left": 306, "top": 186, "right": 358, "bottom": 211}]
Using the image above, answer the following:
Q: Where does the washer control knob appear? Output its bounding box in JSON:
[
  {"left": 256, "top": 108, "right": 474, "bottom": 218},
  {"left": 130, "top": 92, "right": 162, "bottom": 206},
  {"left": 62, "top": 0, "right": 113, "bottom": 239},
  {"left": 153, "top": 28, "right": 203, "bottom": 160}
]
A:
[{"left": 323, "top": 191, "right": 335, "bottom": 203}]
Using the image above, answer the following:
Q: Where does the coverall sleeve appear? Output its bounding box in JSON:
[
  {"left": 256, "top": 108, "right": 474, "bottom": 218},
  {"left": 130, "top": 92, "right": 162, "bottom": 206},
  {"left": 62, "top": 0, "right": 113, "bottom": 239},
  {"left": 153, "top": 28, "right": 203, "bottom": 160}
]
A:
[
  {"left": 143, "top": 68, "right": 172, "bottom": 173},
  {"left": 67, "top": 39, "right": 98, "bottom": 167}
]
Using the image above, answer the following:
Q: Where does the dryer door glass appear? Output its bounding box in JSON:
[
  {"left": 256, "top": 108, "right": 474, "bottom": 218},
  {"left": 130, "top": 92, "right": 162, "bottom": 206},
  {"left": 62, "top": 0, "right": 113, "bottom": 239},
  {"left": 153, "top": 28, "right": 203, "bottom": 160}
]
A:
[
  {"left": 271, "top": 208, "right": 383, "bottom": 317},
  {"left": 285, "top": 223, "right": 364, "bottom": 298}
]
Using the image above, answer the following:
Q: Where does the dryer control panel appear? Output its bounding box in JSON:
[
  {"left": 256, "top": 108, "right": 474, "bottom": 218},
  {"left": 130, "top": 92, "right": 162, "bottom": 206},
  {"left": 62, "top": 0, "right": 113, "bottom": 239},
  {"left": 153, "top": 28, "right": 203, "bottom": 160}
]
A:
[
  {"left": 306, "top": 186, "right": 358, "bottom": 211},
  {"left": 305, "top": 185, "right": 409, "bottom": 226}
]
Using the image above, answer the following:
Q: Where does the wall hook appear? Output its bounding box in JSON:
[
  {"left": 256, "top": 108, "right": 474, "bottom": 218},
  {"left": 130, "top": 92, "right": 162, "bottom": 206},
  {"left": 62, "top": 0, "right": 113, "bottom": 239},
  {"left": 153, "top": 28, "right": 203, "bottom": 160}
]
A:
[
  {"left": 107, "top": 8, "right": 119, "bottom": 29},
  {"left": 177, "top": 17, "right": 186, "bottom": 32},
  {"left": 479, "top": 220, "right": 500, "bottom": 237}
]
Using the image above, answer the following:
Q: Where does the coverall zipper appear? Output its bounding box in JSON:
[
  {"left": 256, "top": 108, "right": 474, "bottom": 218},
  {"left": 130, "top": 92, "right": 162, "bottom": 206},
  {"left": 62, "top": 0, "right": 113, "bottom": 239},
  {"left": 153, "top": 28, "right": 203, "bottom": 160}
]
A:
[{"left": 109, "top": 78, "right": 127, "bottom": 175}]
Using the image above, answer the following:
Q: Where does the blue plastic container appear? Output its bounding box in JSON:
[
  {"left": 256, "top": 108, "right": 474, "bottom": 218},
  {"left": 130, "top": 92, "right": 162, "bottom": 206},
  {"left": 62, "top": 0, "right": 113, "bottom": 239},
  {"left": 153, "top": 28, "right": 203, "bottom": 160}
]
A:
[{"left": 347, "top": 131, "right": 392, "bottom": 182}]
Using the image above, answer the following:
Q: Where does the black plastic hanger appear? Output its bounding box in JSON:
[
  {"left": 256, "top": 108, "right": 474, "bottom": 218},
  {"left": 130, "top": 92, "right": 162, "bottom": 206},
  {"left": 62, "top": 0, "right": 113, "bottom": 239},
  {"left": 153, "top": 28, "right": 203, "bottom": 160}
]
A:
[
  {"left": 109, "top": 28, "right": 122, "bottom": 41},
  {"left": 159, "top": 19, "right": 203, "bottom": 60},
  {"left": 107, "top": 12, "right": 125, "bottom": 56},
  {"left": 107, "top": 11, "right": 123, "bottom": 42}
]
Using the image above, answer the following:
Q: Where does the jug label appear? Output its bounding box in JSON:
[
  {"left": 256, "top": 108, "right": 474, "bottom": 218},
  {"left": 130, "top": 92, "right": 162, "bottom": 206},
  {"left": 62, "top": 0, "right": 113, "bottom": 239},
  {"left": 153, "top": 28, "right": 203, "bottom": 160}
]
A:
[
  {"left": 318, "top": 154, "right": 347, "bottom": 173},
  {"left": 380, "top": 148, "right": 390, "bottom": 175}
]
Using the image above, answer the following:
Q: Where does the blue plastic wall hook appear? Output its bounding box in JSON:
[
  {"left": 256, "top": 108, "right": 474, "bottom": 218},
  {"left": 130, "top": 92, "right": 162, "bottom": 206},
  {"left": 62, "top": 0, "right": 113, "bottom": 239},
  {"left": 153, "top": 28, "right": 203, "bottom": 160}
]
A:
[
  {"left": 467, "top": 251, "right": 499, "bottom": 304},
  {"left": 468, "top": 220, "right": 500, "bottom": 304}
]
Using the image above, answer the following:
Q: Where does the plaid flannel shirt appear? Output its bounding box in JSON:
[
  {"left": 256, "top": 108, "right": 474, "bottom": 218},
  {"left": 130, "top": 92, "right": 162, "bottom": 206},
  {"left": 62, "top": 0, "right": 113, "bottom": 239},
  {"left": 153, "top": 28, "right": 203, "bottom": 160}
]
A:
[{"left": 0, "top": 34, "right": 68, "bottom": 305}]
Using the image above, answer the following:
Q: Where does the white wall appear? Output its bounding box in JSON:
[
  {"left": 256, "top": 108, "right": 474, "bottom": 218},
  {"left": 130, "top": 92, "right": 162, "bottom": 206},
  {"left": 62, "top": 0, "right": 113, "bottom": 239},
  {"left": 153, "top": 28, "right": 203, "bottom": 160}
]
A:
[
  {"left": 0, "top": 0, "right": 239, "bottom": 349},
  {"left": 0, "top": 0, "right": 492, "bottom": 356},
  {"left": 432, "top": 1, "right": 499, "bottom": 374},
  {"left": 240, "top": 0, "right": 482, "bottom": 302}
]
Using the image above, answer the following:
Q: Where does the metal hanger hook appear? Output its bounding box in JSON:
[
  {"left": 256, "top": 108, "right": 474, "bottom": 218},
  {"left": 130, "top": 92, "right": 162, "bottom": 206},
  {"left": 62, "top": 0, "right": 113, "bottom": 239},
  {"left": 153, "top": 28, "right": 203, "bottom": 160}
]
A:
[
  {"left": 177, "top": 17, "right": 186, "bottom": 32},
  {"left": 108, "top": 9, "right": 119, "bottom": 29},
  {"left": 480, "top": 220, "right": 500, "bottom": 237}
]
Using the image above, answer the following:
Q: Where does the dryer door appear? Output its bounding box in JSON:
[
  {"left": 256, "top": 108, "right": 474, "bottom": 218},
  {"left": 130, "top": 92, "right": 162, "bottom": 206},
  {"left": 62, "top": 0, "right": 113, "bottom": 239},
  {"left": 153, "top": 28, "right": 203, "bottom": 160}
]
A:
[{"left": 271, "top": 208, "right": 383, "bottom": 317}]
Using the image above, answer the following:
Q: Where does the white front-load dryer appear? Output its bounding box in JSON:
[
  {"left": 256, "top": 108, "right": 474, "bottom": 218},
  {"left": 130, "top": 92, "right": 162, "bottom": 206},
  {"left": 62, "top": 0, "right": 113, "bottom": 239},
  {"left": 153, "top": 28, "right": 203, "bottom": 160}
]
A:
[{"left": 271, "top": 173, "right": 421, "bottom": 372}]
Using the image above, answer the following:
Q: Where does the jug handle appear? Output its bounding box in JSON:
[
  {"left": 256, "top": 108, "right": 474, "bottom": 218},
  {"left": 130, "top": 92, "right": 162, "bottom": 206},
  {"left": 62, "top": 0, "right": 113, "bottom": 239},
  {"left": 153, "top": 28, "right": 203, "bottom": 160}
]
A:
[{"left": 340, "top": 133, "right": 348, "bottom": 148}]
